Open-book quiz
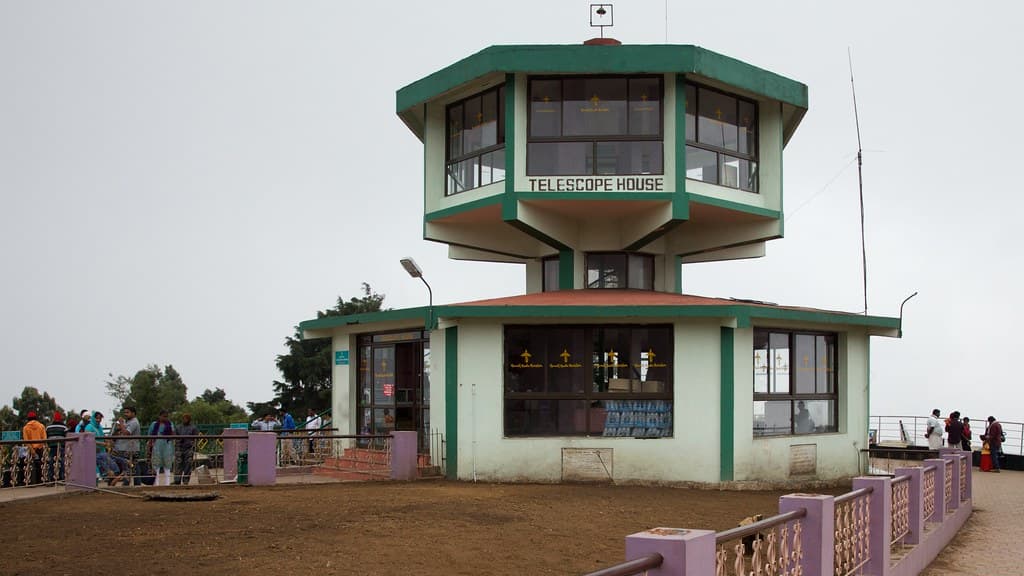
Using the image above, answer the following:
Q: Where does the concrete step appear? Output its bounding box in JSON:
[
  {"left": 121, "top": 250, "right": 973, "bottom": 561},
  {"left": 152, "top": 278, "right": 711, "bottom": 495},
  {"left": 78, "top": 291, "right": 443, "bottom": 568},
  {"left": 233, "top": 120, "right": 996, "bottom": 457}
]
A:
[{"left": 312, "top": 467, "right": 390, "bottom": 481}]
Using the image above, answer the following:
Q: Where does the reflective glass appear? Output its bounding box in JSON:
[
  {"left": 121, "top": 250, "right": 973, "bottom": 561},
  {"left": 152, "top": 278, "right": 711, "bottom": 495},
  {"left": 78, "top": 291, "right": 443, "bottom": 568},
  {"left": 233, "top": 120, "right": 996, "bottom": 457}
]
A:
[
  {"left": 592, "top": 326, "right": 631, "bottom": 393},
  {"left": 698, "top": 87, "right": 738, "bottom": 150},
  {"left": 816, "top": 335, "right": 836, "bottom": 393},
  {"left": 504, "top": 399, "right": 587, "bottom": 436},
  {"left": 562, "top": 77, "right": 628, "bottom": 136},
  {"left": 627, "top": 254, "right": 654, "bottom": 290},
  {"left": 795, "top": 334, "right": 816, "bottom": 394},
  {"left": 685, "top": 146, "right": 718, "bottom": 184},
  {"left": 447, "top": 156, "right": 479, "bottom": 195},
  {"left": 448, "top": 104, "right": 463, "bottom": 158},
  {"left": 504, "top": 327, "right": 546, "bottom": 393},
  {"left": 546, "top": 328, "right": 586, "bottom": 393},
  {"left": 753, "top": 331, "right": 769, "bottom": 393},
  {"left": 480, "top": 90, "right": 498, "bottom": 149},
  {"left": 629, "top": 77, "right": 661, "bottom": 136},
  {"left": 799, "top": 400, "right": 837, "bottom": 433},
  {"left": 462, "top": 96, "right": 483, "bottom": 154},
  {"left": 542, "top": 257, "right": 559, "bottom": 292},
  {"left": 738, "top": 99, "right": 756, "bottom": 155},
  {"left": 480, "top": 149, "right": 505, "bottom": 185},
  {"left": 769, "top": 333, "right": 790, "bottom": 394},
  {"left": 586, "top": 253, "right": 627, "bottom": 289},
  {"left": 530, "top": 79, "right": 562, "bottom": 137},
  {"left": 754, "top": 400, "right": 792, "bottom": 436},
  {"left": 372, "top": 346, "right": 396, "bottom": 404},
  {"left": 527, "top": 142, "right": 590, "bottom": 176},
  {"left": 594, "top": 141, "right": 663, "bottom": 175},
  {"left": 629, "top": 327, "right": 670, "bottom": 392},
  {"left": 685, "top": 84, "right": 696, "bottom": 141}
]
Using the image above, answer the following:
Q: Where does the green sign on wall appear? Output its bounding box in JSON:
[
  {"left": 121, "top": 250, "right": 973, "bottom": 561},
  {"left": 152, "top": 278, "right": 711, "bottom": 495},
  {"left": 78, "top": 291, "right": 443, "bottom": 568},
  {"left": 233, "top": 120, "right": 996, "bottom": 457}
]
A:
[{"left": 335, "top": 350, "right": 350, "bottom": 365}]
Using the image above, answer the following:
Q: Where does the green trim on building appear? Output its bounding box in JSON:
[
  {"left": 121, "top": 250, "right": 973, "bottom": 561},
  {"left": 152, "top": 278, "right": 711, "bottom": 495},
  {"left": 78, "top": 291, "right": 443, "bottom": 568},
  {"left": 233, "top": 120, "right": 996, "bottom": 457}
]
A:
[
  {"left": 445, "top": 326, "right": 459, "bottom": 480},
  {"left": 674, "top": 73, "right": 689, "bottom": 221},
  {"left": 688, "top": 193, "right": 781, "bottom": 220},
  {"left": 558, "top": 249, "right": 574, "bottom": 290},
  {"left": 719, "top": 326, "right": 735, "bottom": 482},
  {"left": 504, "top": 73, "right": 516, "bottom": 198},
  {"left": 425, "top": 194, "right": 504, "bottom": 222},
  {"left": 505, "top": 219, "right": 570, "bottom": 251},
  {"left": 396, "top": 44, "right": 808, "bottom": 116},
  {"left": 299, "top": 307, "right": 429, "bottom": 332}
]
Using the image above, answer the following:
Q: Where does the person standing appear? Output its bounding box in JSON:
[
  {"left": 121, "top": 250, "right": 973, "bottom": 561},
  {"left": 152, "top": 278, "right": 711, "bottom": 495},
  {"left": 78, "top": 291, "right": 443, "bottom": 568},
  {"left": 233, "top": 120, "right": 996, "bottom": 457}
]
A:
[
  {"left": 983, "top": 416, "right": 1004, "bottom": 473},
  {"left": 148, "top": 411, "right": 176, "bottom": 486},
  {"left": 925, "top": 408, "right": 944, "bottom": 450},
  {"left": 75, "top": 411, "right": 91, "bottom": 433},
  {"left": 304, "top": 408, "right": 322, "bottom": 455},
  {"left": 21, "top": 411, "right": 47, "bottom": 485},
  {"left": 252, "top": 413, "right": 279, "bottom": 431},
  {"left": 945, "top": 411, "right": 964, "bottom": 448},
  {"left": 45, "top": 412, "right": 68, "bottom": 482},
  {"left": 172, "top": 413, "right": 199, "bottom": 485},
  {"left": 961, "top": 417, "right": 972, "bottom": 451}
]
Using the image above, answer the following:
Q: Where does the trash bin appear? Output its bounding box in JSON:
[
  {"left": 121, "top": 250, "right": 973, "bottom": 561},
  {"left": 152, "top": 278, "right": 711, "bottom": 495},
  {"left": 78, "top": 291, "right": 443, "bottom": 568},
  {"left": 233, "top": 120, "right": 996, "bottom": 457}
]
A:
[{"left": 237, "top": 451, "right": 249, "bottom": 484}]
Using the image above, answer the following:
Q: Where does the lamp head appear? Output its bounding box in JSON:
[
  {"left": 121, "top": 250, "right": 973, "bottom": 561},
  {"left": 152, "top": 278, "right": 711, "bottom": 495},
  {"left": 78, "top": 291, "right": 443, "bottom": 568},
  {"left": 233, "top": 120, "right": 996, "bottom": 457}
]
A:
[{"left": 400, "top": 257, "right": 423, "bottom": 278}]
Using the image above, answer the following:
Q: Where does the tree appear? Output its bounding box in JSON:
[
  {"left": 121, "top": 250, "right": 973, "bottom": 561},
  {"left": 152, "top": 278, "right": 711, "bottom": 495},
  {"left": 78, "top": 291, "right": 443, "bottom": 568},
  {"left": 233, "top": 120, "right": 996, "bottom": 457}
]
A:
[
  {"left": 180, "top": 388, "right": 248, "bottom": 425},
  {"left": 251, "top": 283, "right": 386, "bottom": 419},
  {"left": 11, "top": 386, "right": 64, "bottom": 420},
  {"left": 105, "top": 364, "right": 189, "bottom": 426},
  {"left": 0, "top": 405, "right": 17, "bottom": 432}
]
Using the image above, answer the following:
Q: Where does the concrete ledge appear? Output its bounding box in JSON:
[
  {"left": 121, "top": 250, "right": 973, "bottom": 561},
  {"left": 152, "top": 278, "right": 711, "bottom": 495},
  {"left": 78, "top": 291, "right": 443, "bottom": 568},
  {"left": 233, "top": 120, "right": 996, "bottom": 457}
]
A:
[{"left": 889, "top": 501, "right": 972, "bottom": 576}]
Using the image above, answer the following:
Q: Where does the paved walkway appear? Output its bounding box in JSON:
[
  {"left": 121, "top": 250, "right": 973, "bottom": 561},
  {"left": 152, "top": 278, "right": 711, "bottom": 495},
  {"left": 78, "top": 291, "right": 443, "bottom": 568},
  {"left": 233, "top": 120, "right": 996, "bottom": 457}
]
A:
[{"left": 922, "top": 468, "right": 1021, "bottom": 575}]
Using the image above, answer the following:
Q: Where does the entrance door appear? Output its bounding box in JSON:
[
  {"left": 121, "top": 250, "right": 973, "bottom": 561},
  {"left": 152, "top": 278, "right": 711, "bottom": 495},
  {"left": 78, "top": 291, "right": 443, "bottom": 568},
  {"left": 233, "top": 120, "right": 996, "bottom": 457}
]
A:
[{"left": 394, "top": 342, "right": 422, "bottom": 433}]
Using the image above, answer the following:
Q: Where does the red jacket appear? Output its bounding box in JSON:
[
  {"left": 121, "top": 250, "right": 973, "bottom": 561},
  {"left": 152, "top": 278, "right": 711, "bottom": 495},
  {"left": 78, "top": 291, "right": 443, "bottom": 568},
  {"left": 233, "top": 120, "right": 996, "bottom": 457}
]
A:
[{"left": 986, "top": 421, "right": 1004, "bottom": 449}]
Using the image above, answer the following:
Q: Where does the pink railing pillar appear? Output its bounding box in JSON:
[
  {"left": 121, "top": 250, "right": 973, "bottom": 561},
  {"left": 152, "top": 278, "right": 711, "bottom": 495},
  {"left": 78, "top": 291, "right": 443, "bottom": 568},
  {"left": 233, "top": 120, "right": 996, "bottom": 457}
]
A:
[
  {"left": 66, "top": 432, "right": 96, "bottom": 491},
  {"left": 624, "top": 528, "right": 715, "bottom": 575},
  {"left": 852, "top": 476, "right": 892, "bottom": 576},
  {"left": 222, "top": 428, "right": 248, "bottom": 480},
  {"left": 923, "top": 458, "right": 946, "bottom": 522},
  {"left": 894, "top": 466, "right": 925, "bottom": 545},
  {"left": 961, "top": 450, "right": 973, "bottom": 500},
  {"left": 939, "top": 453, "right": 961, "bottom": 510},
  {"left": 390, "top": 431, "right": 418, "bottom": 481},
  {"left": 247, "top": 432, "right": 277, "bottom": 486},
  {"left": 779, "top": 493, "right": 834, "bottom": 576}
]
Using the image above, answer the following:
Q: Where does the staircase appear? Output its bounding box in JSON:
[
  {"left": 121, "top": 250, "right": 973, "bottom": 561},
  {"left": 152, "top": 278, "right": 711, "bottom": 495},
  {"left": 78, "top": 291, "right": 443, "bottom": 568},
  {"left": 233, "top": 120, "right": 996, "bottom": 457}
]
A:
[{"left": 313, "top": 447, "right": 442, "bottom": 481}]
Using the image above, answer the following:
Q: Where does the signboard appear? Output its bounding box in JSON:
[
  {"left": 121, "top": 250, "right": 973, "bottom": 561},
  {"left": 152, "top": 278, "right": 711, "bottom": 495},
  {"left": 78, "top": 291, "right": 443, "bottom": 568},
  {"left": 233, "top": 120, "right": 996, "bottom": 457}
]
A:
[
  {"left": 335, "top": 350, "right": 350, "bottom": 366},
  {"left": 2, "top": 431, "right": 21, "bottom": 441},
  {"left": 229, "top": 423, "right": 249, "bottom": 429},
  {"left": 789, "top": 444, "right": 817, "bottom": 476},
  {"left": 526, "top": 175, "right": 664, "bottom": 192},
  {"left": 383, "top": 383, "right": 395, "bottom": 397},
  {"left": 562, "top": 448, "right": 614, "bottom": 482}
]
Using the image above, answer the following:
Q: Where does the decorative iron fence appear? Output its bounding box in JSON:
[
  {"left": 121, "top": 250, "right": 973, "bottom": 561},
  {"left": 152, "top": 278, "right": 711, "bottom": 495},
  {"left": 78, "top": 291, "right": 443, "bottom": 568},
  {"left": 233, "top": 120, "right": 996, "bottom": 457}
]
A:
[
  {"left": 890, "top": 474, "right": 911, "bottom": 547},
  {"left": 715, "top": 509, "right": 806, "bottom": 576},
  {"left": 0, "top": 437, "right": 74, "bottom": 489},
  {"left": 834, "top": 487, "right": 872, "bottom": 576},
  {"left": 922, "top": 465, "right": 936, "bottom": 522},
  {"left": 958, "top": 457, "right": 967, "bottom": 502},
  {"left": 943, "top": 459, "right": 952, "bottom": 511}
]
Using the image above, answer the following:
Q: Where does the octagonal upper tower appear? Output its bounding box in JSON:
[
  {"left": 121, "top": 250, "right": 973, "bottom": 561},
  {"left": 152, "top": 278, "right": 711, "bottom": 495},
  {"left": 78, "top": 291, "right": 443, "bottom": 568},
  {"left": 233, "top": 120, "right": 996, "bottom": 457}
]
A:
[{"left": 397, "top": 43, "right": 807, "bottom": 293}]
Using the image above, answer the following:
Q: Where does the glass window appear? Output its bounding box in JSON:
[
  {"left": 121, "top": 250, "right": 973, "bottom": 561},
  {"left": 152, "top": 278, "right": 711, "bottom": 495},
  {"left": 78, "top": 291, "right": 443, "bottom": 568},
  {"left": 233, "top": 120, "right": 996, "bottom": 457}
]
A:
[
  {"left": 586, "top": 252, "right": 654, "bottom": 290},
  {"left": 753, "top": 329, "right": 838, "bottom": 436},
  {"left": 627, "top": 254, "right": 654, "bottom": 290},
  {"left": 504, "top": 325, "right": 673, "bottom": 437},
  {"left": 505, "top": 327, "right": 547, "bottom": 393},
  {"left": 446, "top": 85, "right": 506, "bottom": 195},
  {"left": 528, "top": 75, "right": 662, "bottom": 177},
  {"left": 685, "top": 82, "right": 758, "bottom": 193},
  {"left": 542, "top": 256, "right": 560, "bottom": 292}
]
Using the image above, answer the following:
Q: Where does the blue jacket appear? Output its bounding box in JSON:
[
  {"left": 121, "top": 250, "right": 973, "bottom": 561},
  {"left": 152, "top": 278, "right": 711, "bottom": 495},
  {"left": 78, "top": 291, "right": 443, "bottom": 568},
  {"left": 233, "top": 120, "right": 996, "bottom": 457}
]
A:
[{"left": 281, "top": 413, "right": 296, "bottom": 431}]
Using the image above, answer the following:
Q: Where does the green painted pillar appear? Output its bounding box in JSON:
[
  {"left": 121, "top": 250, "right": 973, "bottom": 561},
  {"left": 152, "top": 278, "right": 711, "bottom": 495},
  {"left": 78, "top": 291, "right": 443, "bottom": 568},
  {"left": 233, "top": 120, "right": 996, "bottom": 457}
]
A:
[
  {"left": 444, "top": 326, "right": 458, "bottom": 479},
  {"left": 559, "top": 249, "right": 574, "bottom": 290},
  {"left": 720, "top": 327, "right": 735, "bottom": 482}
]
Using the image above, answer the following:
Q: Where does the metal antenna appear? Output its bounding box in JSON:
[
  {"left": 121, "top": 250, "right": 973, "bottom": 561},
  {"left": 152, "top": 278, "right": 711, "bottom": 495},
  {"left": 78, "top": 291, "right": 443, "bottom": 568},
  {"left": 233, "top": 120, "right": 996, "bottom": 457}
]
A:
[{"left": 849, "top": 48, "right": 869, "bottom": 315}]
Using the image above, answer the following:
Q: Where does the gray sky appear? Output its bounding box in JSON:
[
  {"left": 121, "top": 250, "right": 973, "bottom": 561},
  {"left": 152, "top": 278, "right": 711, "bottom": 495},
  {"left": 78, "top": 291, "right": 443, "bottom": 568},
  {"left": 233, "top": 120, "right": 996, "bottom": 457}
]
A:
[{"left": 2, "top": 1, "right": 1021, "bottom": 425}]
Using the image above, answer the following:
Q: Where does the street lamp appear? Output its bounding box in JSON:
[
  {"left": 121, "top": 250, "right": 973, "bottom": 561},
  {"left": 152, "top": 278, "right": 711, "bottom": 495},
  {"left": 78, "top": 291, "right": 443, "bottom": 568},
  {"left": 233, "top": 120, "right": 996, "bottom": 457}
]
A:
[{"left": 400, "top": 257, "right": 434, "bottom": 329}]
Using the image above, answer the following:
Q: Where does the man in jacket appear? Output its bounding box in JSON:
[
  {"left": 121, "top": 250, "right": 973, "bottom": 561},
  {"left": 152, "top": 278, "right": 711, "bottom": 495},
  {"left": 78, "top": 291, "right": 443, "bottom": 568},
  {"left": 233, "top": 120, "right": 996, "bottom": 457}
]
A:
[
  {"left": 21, "top": 411, "right": 47, "bottom": 485},
  {"left": 984, "top": 416, "right": 1004, "bottom": 473},
  {"left": 45, "top": 412, "right": 68, "bottom": 482},
  {"left": 172, "top": 413, "right": 199, "bottom": 485}
]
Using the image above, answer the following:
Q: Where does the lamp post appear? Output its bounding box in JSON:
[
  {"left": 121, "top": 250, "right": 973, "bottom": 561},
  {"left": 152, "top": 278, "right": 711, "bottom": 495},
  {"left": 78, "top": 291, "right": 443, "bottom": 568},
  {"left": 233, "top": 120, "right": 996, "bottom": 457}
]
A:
[{"left": 400, "top": 257, "right": 433, "bottom": 329}]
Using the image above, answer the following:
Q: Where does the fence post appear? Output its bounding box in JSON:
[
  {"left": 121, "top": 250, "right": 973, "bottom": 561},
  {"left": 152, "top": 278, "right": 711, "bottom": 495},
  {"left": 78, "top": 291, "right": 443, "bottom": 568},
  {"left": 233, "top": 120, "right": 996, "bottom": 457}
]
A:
[
  {"left": 961, "top": 450, "right": 973, "bottom": 501},
  {"left": 246, "top": 432, "right": 277, "bottom": 486},
  {"left": 390, "top": 431, "right": 418, "bottom": 481},
  {"left": 222, "top": 428, "right": 248, "bottom": 480},
  {"left": 66, "top": 433, "right": 96, "bottom": 492},
  {"left": 852, "top": 476, "right": 891, "bottom": 576},
  {"left": 940, "top": 453, "right": 961, "bottom": 509},
  {"left": 778, "top": 493, "right": 834, "bottom": 576},
  {"left": 624, "top": 528, "right": 715, "bottom": 576},
  {"left": 894, "top": 466, "right": 924, "bottom": 545},
  {"left": 923, "top": 458, "right": 946, "bottom": 522}
]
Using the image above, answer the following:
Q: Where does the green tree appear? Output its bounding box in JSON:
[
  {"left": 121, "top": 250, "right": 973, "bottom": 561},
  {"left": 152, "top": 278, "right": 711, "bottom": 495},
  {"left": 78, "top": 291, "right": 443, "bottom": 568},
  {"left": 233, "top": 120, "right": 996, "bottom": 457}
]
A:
[
  {"left": 0, "top": 405, "right": 18, "bottom": 432},
  {"left": 253, "top": 283, "right": 386, "bottom": 418},
  {"left": 180, "top": 388, "right": 248, "bottom": 425},
  {"left": 11, "top": 386, "right": 64, "bottom": 420},
  {"left": 105, "top": 364, "right": 189, "bottom": 426}
]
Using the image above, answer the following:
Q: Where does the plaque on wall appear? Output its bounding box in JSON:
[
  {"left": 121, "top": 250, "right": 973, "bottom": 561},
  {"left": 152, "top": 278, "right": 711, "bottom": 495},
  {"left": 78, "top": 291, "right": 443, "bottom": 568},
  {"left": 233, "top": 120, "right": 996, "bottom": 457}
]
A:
[
  {"left": 789, "top": 444, "right": 817, "bottom": 476},
  {"left": 562, "top": 448, "right": 614, "bottom": 482}
]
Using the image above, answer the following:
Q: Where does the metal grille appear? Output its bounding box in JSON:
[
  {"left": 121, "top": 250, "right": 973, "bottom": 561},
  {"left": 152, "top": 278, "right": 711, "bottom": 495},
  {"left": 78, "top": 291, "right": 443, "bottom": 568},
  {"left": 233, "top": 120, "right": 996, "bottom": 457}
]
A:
[
  {"left": 959, "top": 456, "right": 967, "bottom": 502},
  {"left": 715, "top": 510, "right": 805, "bottom": 576},
  {"left": 890, "top": 475, "right": 911, "bottom": 547},
  {"left": 944, "top": 459, "right": 953, "bottom": 510},
  {"left": 834, "top": 488, "right": 871, "bottom": 576},
  {"left": 923, "top": 465, "right": 936, "bottom": 521}
]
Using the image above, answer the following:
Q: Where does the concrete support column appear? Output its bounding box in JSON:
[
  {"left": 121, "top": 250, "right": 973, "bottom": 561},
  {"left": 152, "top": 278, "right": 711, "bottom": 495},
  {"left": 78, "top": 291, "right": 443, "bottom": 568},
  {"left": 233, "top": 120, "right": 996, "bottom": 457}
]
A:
[
  {"left": 940, "top": 453, "right": 961, "bottom": 510},
  {"left": 852, "top": 476, "right": 891, "bottom": 576},
  {"left": 779, "top": 493, "right": 834, "bottom": 576},
  {"left": 961, "top": 450, "right": 973, "bottom": 501},
  {"left": 924, "top": 458, "right": 947, "bottom": 522},
  {"left": 894, "top": 466, "right": 925, "bottom": 545},
  {"left": 623, "top": 528, "right": 715, "bottom": 575},
  {"left": 390, "top": 431, "right": 418, "bottom": 481},
  {"left": 246, "top": 432, "right": 277, "bottom": 486},
  {"left": 67, "top": 432, "right": 96, "bottom": 492},
  {"left": 222, "top": 428, "right": 248, "bottom": 480}
]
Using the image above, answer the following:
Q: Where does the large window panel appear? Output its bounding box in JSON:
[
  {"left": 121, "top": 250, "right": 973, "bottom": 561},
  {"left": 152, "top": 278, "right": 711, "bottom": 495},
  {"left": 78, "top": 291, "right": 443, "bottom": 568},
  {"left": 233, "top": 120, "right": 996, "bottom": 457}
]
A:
[
  {"left": 685, "top": 146, "right": 719, "bottom": 184},
  {"left": 698, "top": 87, "right": 738, "bottom": 150},
  {"left": 629, "top": 77, "right": 661, "bottom": 136},
  {"left": 542, "top": 256, "right": 560, "bottom": 292},
  {"left": 505, "top": 327, "right": 546, "bottom": 393},
  {"left": 446, "top": 84, "right": 506, "bottom": 195},
  {"left": 530, "top": 79, "right": 562, "bottom": 137},
  {"left": 685, "top": 82, "right": 758, "bottom": 193},
  {"left": 527, "top": 142, "right": 590, "bottom": 176},
  {"left": 563, "top": 77, "right": 627, "bottom": 136},
  {"left": 753, "top": 329, "right": 839, "bottom": 437},
  {"left": 546, "top": 328, "right": 586, "bottom": 393}
]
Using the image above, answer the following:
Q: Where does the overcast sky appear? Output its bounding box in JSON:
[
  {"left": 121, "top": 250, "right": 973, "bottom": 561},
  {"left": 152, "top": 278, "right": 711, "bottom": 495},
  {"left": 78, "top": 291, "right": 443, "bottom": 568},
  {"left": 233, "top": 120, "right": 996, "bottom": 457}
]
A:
[{"left": 2, "top": 1, "right": 1021, "bottom": 426}]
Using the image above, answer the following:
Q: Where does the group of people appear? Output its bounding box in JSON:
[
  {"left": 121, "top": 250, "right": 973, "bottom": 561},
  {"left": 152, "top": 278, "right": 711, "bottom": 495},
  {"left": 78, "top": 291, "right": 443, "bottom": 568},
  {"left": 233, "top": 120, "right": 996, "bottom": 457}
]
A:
[
  {"left": 925, "top": 408, "right": 1006, "bottom": 472},
  {"left": 252, "top": 408, "right": 325, "bottom": 464},
  {"left": 10, "top": 406, "right": 201, "bottom": 487}
]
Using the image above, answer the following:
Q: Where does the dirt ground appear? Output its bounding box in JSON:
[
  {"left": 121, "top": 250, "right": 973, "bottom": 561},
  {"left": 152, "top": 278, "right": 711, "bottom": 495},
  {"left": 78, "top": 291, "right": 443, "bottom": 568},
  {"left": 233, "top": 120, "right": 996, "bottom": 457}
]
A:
[{"left": 0, "top": 481, "right": 850, "bottom": 576}]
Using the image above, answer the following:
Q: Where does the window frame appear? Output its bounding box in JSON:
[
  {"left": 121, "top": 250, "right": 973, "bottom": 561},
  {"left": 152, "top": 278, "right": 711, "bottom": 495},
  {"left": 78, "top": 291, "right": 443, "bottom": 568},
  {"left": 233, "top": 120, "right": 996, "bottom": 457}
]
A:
[
  {"left": 445, "top": 84, "right": 506, "bottom": 196},
  {"left": 585, "top": 252, "right": 655, "bottom": 290},
  {"left": 503, "top": 324, "right": 674, "bottom": 438},
  {"left": 752, "top": 328, "right": 839, "bottom": 437},
  {"left": 527, "top": 74, "right": 665, "bottom": 177},
  {"left": 684, "top": 81, "right": 759, "bottom": 193}
]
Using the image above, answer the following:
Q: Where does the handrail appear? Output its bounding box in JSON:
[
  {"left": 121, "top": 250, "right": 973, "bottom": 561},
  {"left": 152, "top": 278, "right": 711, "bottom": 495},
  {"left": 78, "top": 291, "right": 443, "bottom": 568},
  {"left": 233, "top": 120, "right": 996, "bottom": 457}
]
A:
[
  {"left": 834, "top": 486, "right": 873, "bottom": 505},
  {"left": 922, "top": 464, "right": 936, "bottom": 472},
  {"left": 582, "top": 553, "right": 663, "bottom": 576},
  {"left": 715, "top": 508, "right": 807, "bottom": 543},
  {"left": 892, "top": 474, "right": 911, "bottom": 484},
  {"left": 1, "top": 433, "right": 391, "bottom": 445}
]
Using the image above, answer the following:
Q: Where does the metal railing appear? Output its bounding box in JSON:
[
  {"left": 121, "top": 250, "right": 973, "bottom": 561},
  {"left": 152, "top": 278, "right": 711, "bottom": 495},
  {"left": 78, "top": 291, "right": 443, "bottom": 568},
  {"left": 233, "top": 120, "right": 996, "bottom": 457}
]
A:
[
  {"left": 869, "top": 415, "right": 1023, "bottom": 455},
  {"left": 959, "top": 456, "right": 967, "bottom": 502},
  {"left": 943, "top": 459, "right": 952, "bottom": 511},
  {"left": 0, "top": 437, "right": 75, "bottom": 489},
  {"left": 890, "top": 474, "right": 911, "bottom": 547},
  {"left": 922, "top": 465, "right": 936, "bottom": 521},
  {"left": 715, "top": 509, "right": 806, "bottom": 576},
  {"left": 582, "top": 553, "right": 663, "bottom": 576},
  {"left": 834, "top": 487, "right": 872, "bottom": 576}
]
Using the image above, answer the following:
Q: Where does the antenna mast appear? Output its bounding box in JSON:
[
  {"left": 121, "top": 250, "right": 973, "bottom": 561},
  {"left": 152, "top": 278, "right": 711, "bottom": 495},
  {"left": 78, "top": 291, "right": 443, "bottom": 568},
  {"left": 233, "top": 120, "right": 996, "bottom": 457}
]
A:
[{"left": 849, "top": 48, "right": 868, "bottom": 315}]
